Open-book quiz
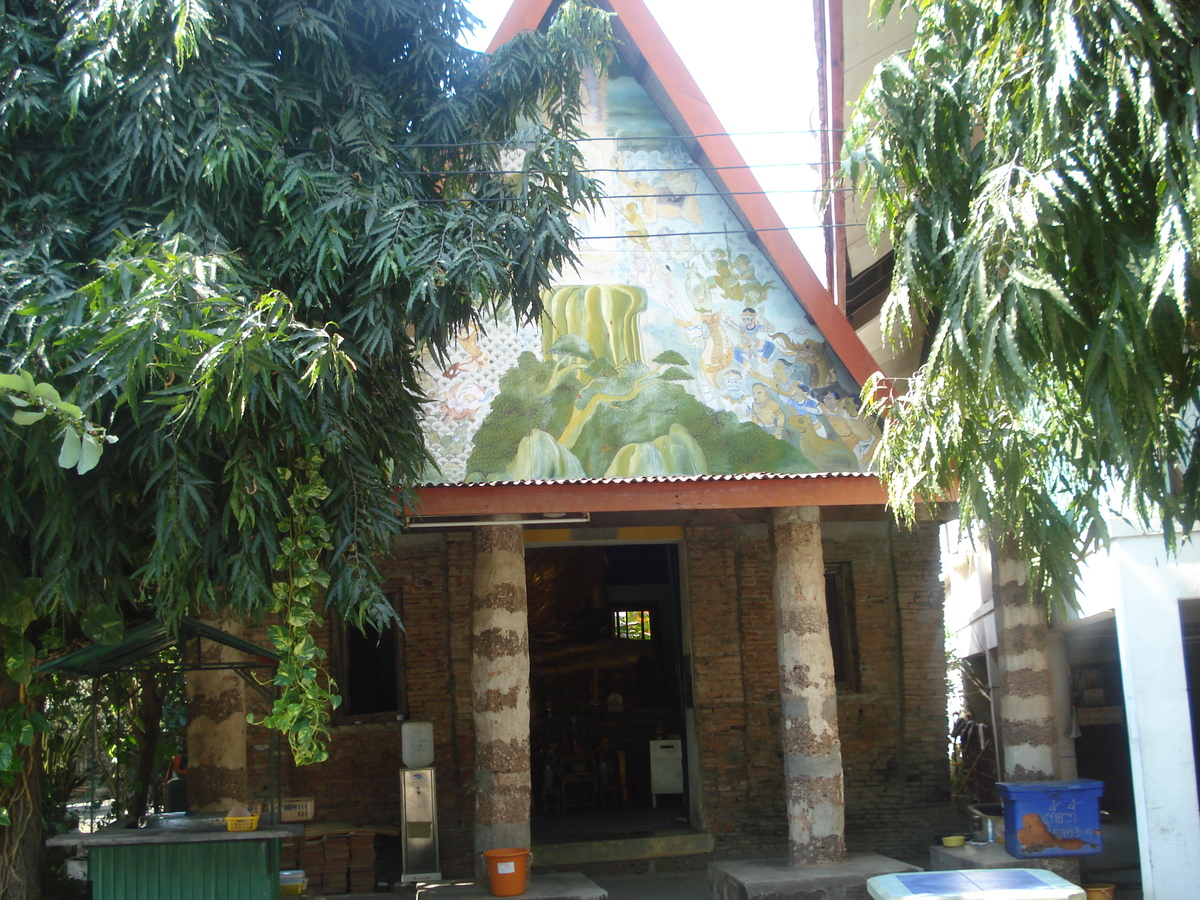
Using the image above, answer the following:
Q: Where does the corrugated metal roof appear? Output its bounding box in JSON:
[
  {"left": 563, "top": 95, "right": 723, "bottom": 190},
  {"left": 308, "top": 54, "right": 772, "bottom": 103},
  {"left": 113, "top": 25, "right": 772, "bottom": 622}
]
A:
[{"left": 416, "top": 471, "right": 877, "bottom": 490}]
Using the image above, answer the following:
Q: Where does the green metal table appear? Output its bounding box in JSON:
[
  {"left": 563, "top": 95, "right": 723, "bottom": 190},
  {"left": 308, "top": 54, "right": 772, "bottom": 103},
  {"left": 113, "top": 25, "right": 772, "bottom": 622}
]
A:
[{"left": 49, "top": 823, "right": 303, "bottom": 900}]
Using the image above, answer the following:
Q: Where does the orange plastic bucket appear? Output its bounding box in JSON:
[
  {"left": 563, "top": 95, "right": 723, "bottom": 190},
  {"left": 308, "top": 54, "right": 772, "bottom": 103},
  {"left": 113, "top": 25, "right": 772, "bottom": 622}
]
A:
[{"left": 482, "top": 848, "right": 531, "bottom": 897}]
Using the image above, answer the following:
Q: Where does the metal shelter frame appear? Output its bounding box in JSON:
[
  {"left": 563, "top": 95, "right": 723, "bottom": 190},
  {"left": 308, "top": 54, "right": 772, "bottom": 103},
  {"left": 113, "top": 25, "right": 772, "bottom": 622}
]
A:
[{"left": 35, "top": 617, "right": 285, "bottom": 825}]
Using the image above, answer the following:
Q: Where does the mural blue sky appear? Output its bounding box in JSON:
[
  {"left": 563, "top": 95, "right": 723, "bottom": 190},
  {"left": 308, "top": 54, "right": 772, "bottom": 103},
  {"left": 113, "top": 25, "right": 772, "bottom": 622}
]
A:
[{"left": 462, "top": 0, "right": 831, "bottom": 282}]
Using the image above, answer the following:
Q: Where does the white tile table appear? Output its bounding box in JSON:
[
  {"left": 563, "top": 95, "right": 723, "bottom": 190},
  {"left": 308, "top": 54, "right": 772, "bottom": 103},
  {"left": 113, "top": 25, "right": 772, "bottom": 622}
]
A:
[{"left": 866, "top": 868, "right": 1086, "bottom": 900}]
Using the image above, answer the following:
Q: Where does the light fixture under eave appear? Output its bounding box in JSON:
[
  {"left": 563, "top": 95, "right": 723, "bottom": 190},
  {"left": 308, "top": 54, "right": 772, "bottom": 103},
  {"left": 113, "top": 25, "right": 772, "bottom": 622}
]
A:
[{"left": 405, "top": 512, "right": 591, "bottom": 529}]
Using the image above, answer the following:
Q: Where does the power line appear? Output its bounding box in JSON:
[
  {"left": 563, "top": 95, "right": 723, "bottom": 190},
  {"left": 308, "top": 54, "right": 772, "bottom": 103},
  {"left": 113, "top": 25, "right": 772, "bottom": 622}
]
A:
[
  {"left": 8, "top": 145, "right": 835, "bottom": 177},
  {"left": 405, "top": 187, "right": 861, "bottom": 205},
  {"left": 246, "top": 161, "right": 831, "bottom": 177},
  {"left": 578, "top": 224, "right": 868, "bottom": 241},
  {"left": 394, "top": 129, "right": 845, "bottom": 149}
]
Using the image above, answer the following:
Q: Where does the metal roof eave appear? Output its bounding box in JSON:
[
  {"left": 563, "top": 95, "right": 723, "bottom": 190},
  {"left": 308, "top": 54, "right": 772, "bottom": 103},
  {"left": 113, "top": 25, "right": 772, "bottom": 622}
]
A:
[{"left": 411, "top": 471, "right": 890, "bottom": 518}]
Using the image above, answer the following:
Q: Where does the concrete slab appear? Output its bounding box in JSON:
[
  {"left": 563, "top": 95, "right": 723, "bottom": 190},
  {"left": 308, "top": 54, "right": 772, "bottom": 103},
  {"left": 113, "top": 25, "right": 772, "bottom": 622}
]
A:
[
  {"left": 710, "top": 854, "right": 921, "bottom": 900},
  {"left": 417, "top": 872, "right": 607, "bottom": 900},
  {"left": 594, "top": 870, "right": 709, "bottom": 900},
  {"left": 534, "top": 831, "right": 714, "bottom": 867}
]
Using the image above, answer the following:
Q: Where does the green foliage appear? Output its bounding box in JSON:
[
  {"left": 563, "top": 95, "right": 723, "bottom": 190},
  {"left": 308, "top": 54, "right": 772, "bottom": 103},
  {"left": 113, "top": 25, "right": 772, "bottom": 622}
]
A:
[
  {"left": 1, "top": 0, "right": 612, "bottom": 764},
  {"left": 0, "top": 370, "right": 116, "bottom": 474},
  {"left": 845, "top": 0, "right": 1200, "bottom": 606},
  {"left": 652, "top": 350, "right": 689, "bottom": 367},
  {"left": 39, "top": 668, "right": 186, "bottom": 828},
  {"left": 548, "top": 334, "right": 596, "bottom": 361},
  {"left": 0, "top": 703, "right": 46, "bottom": 828}
]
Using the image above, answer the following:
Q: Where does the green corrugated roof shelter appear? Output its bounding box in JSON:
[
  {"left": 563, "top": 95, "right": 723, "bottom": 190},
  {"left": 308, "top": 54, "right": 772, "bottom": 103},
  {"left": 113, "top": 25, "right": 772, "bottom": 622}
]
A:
[{"left": 36, "top": 616, "right": 279, "bottom": 679}]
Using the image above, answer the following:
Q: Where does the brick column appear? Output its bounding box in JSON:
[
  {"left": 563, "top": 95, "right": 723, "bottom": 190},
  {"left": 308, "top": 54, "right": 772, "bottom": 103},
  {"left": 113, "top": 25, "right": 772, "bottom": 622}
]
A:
[
  {"left": 992, "top": 538, "right": 1057, "bottom": 779},
  {"left": 470, "top": 519, "right": 531, "bottom": 866},
  {"left": 185, "top": 618, "right": 248, "bottom": 811},
  {"left": 772, "top": 507, "right": 846, "bottom": 864}
]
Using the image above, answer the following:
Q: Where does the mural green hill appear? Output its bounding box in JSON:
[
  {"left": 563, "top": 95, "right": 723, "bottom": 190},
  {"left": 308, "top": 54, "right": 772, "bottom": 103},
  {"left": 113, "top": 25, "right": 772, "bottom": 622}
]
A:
[{"left": 464, "top": 346, "right": 816, "bottom": 481}]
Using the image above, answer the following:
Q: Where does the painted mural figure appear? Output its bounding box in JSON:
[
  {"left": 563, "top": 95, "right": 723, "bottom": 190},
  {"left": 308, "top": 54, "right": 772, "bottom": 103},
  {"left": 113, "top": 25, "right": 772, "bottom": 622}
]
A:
[
  {"left": 442, "top": 323, "right": 490, "bottom": 379},
  {"left": 616, "top": 165, "right": 702, "bottom": 225},
  {"left": 790, "top": 415, "right": 861, "bottom": 472},
  {"left": 678, "top": 309, "right": 735, "bottom": 405},
  {"left": 752, "top": 360, "right": 828, "bottom": 437},
  {"left": 732, "top": 307, "right": 775, "bottom": 367},
  {"left": 620, "top": 202, "right": 653, "bottom": 250},
  {"left": 440, "top": 381, "right": 495, "bottom": 424},
  {"left": 719, "top": 370, "right": 750, "bottom": 417},
  {"left": 750, "top": 383, "right": 786, "bottom": 439},
  {"left": 818, "top": 389, "right": 883, "bottom": 465},
  {"left": 731, "top": 253, "right": 773, "bottom": 307},
  {"left": 773, "top": 332, "right": 840, "bottom": 388}
]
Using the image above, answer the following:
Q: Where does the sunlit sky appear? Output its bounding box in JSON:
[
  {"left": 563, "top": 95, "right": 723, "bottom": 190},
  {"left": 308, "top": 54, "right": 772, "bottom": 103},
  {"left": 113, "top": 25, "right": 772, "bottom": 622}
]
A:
[{"left": 461, "top": 0, "right": 831, "bottom": 284}]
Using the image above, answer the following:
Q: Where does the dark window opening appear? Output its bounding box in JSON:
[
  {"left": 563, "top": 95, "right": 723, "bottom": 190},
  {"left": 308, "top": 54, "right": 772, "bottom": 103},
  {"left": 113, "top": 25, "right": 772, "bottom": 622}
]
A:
[
  {"left": 333, "top": 586, "right": 407, "bottom": 721},
  {"left": 825, "top": 562, "right": 860, "bottom": 691}
]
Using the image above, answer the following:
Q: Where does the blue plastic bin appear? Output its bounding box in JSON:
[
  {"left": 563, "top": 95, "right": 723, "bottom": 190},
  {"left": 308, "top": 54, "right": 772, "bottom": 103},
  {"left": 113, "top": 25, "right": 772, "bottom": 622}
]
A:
[{"left": 996, "top": 779, "right": 1104, "bottom": 858}]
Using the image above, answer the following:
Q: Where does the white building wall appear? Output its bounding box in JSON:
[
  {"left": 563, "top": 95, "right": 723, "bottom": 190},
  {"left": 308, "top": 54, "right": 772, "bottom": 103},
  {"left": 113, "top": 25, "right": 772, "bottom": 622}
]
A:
[{"left": 1103, "top": 531, "right": 1200, "bottom": 900}]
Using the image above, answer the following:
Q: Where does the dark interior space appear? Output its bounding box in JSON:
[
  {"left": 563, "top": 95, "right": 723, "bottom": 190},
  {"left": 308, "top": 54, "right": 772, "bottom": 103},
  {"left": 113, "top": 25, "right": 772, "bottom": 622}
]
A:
[
  {"left": 1064, "top": 616, "right": 1142, "bottom": 892},
  {"left": 953, "top": 653, "right": 998, "bottom": 804},
  {"left": 525, "top": 543, "right": 689, "bottom": 841},
  {"left": 1182, "top": 602, "right": 1200, "bottom": 807},
  {"left": 1072, "top": 660, "right": 1135, "bottom": 813}
]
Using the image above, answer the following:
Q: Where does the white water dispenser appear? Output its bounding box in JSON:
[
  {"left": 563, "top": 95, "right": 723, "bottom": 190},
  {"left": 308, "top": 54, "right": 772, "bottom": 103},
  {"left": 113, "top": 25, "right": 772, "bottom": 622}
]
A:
[{"left": 400, "top": 722, "right": 440, "bottom": 882}]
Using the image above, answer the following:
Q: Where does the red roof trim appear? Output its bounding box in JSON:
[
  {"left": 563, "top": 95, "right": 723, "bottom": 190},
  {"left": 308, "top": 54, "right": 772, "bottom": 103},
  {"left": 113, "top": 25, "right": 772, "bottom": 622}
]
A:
[
  {"left": 489, "top": 0, "right": 880, "bottom": 385},
  {"left": 411, "top": 472, "right": 887, "bottom": 516}
]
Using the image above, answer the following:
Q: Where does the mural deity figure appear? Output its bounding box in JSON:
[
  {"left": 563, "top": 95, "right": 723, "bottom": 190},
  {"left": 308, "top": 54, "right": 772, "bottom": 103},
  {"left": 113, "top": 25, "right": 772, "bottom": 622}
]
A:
[
  {"left": 442, "top": 323, "right": 490, "bottom": 379},
  {"left": 750, "top": 383, "right": 786, "bottom": 439},
  {"left": 732, "top": 307, "right": 776, "bottom": 366},
  {"left": 818, "top": 389, "right": 882, "bottom": 464}
]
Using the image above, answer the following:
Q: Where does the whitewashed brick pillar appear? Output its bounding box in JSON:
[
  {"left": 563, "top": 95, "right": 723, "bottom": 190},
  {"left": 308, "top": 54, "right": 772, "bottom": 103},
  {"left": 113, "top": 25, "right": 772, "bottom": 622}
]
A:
[
  {"left": 470, "top": 518, "right": 531, "bottom": 867},
  {"left": 185, "top": 618, "right": 248, "bottom": 811},
  {"left": 772, "top": 506, "right": 846, "bottom": 864},
  {"left": 992, "top": 538, "right": 1057, "bottom": 780}
]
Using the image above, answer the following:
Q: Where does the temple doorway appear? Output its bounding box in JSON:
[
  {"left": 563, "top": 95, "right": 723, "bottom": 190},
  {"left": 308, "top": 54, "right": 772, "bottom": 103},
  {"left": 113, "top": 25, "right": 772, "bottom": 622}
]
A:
[{"left": 525, "top": 542, "right": 689, "bottom": 840}]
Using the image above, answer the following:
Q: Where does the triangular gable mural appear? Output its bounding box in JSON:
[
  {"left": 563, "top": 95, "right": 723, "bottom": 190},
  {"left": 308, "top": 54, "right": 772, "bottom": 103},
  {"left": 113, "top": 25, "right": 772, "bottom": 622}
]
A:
[{"left": 418, "top": 0, "right": 881, "bottom": 485}]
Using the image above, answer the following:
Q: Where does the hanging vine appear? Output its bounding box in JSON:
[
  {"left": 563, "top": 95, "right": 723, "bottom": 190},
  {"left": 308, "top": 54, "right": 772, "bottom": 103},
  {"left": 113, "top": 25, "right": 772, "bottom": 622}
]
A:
[{"left": 249, "top": 454, "right": 342, "bottom": 766}]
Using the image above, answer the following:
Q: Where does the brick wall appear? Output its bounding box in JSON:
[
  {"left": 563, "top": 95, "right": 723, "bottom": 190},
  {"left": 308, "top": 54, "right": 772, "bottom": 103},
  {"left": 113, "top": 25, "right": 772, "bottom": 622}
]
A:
[
  {"left": 685, "top": 522, "right": 788, "bottom": 858},
  {"left": 823, "top": 520, "right": 957, "bottom": 860},
  {"left": 685, "top": 518, "right": 953, "bottom": 863},
  {"left": 247, "top": 515, "right": 952, "bottom": 874}
]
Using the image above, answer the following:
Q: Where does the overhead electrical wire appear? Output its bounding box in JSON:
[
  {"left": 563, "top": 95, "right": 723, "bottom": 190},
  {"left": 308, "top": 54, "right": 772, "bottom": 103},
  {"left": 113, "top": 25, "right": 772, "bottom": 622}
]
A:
[
  {"left": 236, "top": 160, "right": 836, "bottom": 177},
  {"left": 405, "top": 187, "right": 860, "bottom": 205},
  {"left": 391, "top": 128, "right": 847, "bottom": 149},
  {"left": 574, "top": 224, "right": 867, "bottom": 241}
]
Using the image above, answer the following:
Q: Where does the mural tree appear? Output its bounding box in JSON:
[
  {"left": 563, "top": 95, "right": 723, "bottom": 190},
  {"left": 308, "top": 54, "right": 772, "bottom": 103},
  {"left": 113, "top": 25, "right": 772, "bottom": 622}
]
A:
[
  {"left": 846, "top": 0, "right": 1200, "bottom": 606},
  {"left": 0, "top": 0, "right": 613, "bottom": 890}
]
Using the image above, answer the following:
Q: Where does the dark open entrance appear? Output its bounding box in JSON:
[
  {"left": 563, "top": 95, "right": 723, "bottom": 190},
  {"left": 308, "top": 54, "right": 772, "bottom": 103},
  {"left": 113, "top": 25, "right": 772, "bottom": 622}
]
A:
[{"left": 526, "top": 543, "right": 688, "bottom": 841}]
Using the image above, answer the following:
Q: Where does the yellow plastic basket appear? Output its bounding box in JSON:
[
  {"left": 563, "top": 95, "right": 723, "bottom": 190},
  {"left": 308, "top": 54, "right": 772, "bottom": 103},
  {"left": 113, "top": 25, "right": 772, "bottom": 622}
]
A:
[
  {"left": 279, "top": 880, "right": 307, "bottom": 896},
  {"left": 225, "top": 814, "right": 260, "bottom": 832}
]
